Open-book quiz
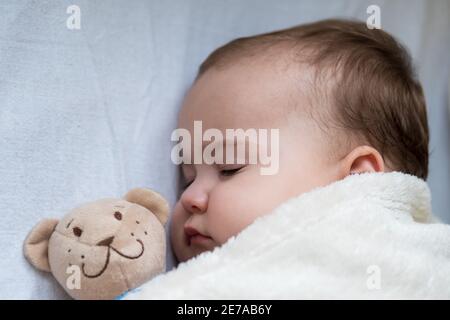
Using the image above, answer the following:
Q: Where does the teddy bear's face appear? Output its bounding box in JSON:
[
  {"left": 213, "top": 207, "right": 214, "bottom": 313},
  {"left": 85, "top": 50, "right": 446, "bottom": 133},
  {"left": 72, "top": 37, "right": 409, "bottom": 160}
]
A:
[
  {"left": 48, "top": 198, "right": 165, "bottom": 299},
  {"left": 24, "top": 188, "right": 169, "bottom": 300}
]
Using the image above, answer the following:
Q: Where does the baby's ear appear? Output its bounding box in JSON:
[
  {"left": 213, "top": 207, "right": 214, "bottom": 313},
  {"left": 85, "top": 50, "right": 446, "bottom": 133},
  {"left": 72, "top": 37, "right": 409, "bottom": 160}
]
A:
[
  {"left": 125, "top": 188, "right": 169, "bottom": 226},
  {"left": 23, "top": 219, "right": 59, "bottom": 272}
]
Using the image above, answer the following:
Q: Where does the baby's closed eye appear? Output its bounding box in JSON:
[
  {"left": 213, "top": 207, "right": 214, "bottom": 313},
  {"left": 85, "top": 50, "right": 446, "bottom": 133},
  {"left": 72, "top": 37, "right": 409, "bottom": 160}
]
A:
[{"left": 218, "top": 165, "right": 246, "bottom": 177}]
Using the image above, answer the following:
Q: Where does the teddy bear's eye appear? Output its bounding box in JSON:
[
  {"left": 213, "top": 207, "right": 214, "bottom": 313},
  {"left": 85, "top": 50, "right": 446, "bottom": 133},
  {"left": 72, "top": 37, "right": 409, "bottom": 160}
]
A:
[
  {"left": 73, "top": 227, "right": 82, "bottom": 237},
  {"left": 114, "top": 211, "right": 122, "bottom": 221}
]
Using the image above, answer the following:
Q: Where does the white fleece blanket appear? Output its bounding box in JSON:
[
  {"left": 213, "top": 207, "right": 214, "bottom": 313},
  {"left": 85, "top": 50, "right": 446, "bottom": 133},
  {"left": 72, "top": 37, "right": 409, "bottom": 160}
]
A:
[{"left": 123, "top": 172, "right": 450, "bottom": 299}]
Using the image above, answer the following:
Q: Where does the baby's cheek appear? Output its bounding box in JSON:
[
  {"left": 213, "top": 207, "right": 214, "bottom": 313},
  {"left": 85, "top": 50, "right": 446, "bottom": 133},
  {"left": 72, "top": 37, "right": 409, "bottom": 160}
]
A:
[
  {"left": 170, "top": 205, "right": 190, "bottom": 261},
  {"left": 212, "top": 179, "right": 285, "bottom": 242},
  {"left": 209, "top": 190, "right": 259, "bottom": 244}
]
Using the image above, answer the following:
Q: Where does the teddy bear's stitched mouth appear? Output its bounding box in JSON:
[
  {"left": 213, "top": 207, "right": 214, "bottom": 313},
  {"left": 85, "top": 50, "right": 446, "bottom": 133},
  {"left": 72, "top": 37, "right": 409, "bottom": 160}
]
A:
[
  {"left": 81, "top": 239, "right": 145, "bottom": 278},
  {"left": 111, "top": 239, "right": 144, "bottom": 259}
]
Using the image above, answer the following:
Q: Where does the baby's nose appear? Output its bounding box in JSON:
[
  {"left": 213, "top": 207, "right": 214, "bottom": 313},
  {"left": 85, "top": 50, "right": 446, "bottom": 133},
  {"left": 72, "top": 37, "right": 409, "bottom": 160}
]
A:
[
  {"left": 96, "top": 236, "right": 114, "bottom": 247},
  {"left": 181, "top": 186, "right": 208, "bottom": 214}
]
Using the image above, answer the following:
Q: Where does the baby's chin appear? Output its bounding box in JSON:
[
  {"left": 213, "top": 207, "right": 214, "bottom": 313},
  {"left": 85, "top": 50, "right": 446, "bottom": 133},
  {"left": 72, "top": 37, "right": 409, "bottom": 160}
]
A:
[
  {"left": 173, "top": 234, "right": 217, "bottom": 263},
  {"left": 177, "top": 247, "right": 204, "bottom": 263}
]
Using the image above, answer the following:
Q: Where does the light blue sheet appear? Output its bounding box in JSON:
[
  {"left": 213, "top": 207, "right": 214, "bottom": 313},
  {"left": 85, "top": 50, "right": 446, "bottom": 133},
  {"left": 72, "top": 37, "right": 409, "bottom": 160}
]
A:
[{"left": 0, "top": 0, "right": 448, "bottom": 299}]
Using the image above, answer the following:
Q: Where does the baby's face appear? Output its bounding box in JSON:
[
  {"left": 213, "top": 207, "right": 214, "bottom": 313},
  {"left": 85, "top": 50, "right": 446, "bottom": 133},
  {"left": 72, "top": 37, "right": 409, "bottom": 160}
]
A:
[{"left": 171, "top": 59, "right": 341, "bottom": 263}]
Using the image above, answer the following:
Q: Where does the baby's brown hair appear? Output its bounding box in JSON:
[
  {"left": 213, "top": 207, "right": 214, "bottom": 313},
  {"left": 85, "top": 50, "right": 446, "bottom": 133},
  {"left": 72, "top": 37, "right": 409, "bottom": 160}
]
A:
[{"left": 197, "top": 19, "right": 429, "bottom": 180}]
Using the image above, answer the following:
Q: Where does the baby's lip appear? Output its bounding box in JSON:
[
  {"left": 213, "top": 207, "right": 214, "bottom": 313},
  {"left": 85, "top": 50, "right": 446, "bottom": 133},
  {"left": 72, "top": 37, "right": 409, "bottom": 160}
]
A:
[
  {"left": 184, "top": 225, "right": 212, "bottom": 245},
  {"left": 184, "top": 225, "right": 208, "bottom": 237}
]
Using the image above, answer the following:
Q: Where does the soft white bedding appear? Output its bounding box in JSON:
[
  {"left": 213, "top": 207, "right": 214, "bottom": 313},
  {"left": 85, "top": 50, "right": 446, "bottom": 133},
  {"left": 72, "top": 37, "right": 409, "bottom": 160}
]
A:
[{"left": 123, "top": 172, "right": 450, "bottom": 299}]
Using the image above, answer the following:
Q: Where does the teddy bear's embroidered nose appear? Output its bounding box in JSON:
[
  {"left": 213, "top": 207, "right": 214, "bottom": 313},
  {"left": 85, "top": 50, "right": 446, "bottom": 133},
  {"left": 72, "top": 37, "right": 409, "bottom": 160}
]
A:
[{"left": 96, "top": 236, "right": 114, "bottom": 247}]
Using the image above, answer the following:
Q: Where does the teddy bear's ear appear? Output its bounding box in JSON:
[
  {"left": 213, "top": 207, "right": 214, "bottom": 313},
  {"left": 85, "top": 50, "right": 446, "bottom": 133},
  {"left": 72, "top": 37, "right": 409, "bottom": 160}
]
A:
[
  {"left": 125, "top": 188, "right": 169, "bottom": 226},
  {"left": 23, "top": 218, "right": 59, "bottom": 272}
]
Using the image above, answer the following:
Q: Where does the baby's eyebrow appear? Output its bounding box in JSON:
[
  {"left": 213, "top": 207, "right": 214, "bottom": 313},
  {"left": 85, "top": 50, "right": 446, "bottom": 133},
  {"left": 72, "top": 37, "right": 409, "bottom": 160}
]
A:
[
  {"left": 201, "top": 139, "right": 233, "bottom": 150},
  {"left": 179, "top": 138, "right": 253, "bottom": 166}
]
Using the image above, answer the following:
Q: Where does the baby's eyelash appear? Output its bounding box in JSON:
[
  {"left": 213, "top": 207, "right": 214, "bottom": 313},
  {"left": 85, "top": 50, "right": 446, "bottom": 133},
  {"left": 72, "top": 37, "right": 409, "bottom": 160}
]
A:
[
  {"left": 219, "top": 167, "right": 244, "bottom": 177},
  {"left": 180, "top": 166, "right": 245, "bottom": 191}
]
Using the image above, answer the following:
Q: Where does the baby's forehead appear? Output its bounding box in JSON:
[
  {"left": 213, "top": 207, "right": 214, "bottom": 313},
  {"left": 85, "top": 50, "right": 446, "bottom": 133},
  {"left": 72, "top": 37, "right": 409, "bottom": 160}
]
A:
[{"left": 178, "top": 59, "right": 316, "bottom": 131}]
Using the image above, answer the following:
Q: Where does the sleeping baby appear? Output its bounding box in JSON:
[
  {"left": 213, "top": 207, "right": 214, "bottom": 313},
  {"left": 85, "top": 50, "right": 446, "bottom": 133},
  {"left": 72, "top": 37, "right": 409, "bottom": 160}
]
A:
[
  {"left": 170, "top": 19, "right": 429, "bottom": 263},
  {"left": 125, "top": 19, "right": 450, "bottom": 299}
]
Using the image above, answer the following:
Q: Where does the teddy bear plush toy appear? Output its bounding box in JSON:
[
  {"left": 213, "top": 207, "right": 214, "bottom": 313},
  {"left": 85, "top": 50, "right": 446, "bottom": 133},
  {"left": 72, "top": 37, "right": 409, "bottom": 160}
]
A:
[{"left": 23, "top": 188, "right": 168, "bottom": 299}]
